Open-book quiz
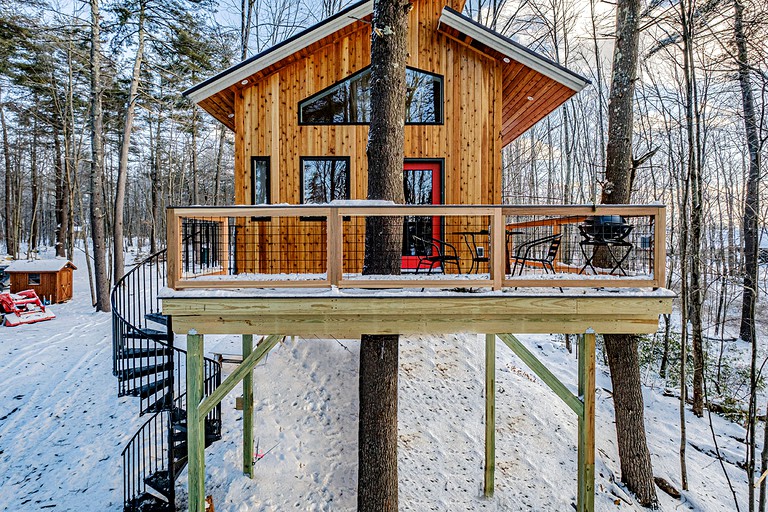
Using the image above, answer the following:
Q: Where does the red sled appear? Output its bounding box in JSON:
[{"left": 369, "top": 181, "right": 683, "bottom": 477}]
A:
[{"left": 0, "top": 290, "right": 56, "bottom": 327}]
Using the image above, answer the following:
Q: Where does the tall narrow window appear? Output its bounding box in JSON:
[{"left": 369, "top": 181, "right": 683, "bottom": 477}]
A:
[
  {"left": 299, "top": 66, "right": 443, "bottom": 124},
  {"left": 251, "top": 157, "right": 270, "bottom": 204},
  {"left": 301, "top": 157, "right": 350, "bottom": 204}
]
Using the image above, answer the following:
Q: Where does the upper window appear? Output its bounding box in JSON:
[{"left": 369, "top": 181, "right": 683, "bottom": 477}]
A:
[
  {"left": 301, "top": 157, "right": 350, "bottom": 204},
  {"left": 28, "top": 273, "right": 41, "bottom": 286},
  {"left": 299, "top": 67, "right": 443, "bottom": 125},
  {"left": 251, "top": 157, "right": 270, "bottom": 204}
]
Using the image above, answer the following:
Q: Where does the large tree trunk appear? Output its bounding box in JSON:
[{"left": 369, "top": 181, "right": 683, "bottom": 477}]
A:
[
  {"left": 733, "top": 1, "right": 761, "bottom": 509},
  {"left": 357, "top": 0, "right": 409, "bottom": 510},
  {"left": 1, "top": 88, "right": 17, "bottom": 258},
  {"left": 90, "top": 0, "right": 111, "bottom": 312},
  {"left": 600, "top": 0, "right": 658, "bottom": 505},
  {"left": 114, "top": 2, "right": 146, "bottom": 281}
]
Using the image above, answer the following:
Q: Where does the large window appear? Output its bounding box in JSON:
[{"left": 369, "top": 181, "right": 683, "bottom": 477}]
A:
[
  {"left": 300, "top": 157, "right": 350, "bottom": 204},
  {"left": 299, "top": 66, "right": 443, "bottom": 125},
  {"left": 251, "top": 157, "right": 270, "bottom": 204}
]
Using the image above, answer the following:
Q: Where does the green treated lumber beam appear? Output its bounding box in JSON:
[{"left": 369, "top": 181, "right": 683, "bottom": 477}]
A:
[
  {"left": 577, "top": 331, "right": 596, "bottom": 512},
  {"left": 577, "top": 334, "right": 585, "bottom": 507},
  {"left": 496, "top": 333, "right": 583, "bottom": 417},
  {"left": 187, "top": 332, "right": 206, "bottom": 512},
  {"left": 243, "top": 334, "right": 254, "bottom": 478},
  {"left": 199, "top": 334, "right": 282, "bottom": 418},
  {"left": 484, "top": 334, "right": 496, "bottom": 497}
]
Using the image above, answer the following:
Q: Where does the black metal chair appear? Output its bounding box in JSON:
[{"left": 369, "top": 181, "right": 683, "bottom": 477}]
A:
[
  {"left": 412, "top": 235, "right": 462, "bottom": 274},
  {"left": 508, "top": 233, "right": 562, "bottom": 276}
]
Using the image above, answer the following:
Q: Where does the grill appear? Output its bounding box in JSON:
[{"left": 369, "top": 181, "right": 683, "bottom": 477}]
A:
[{"left": 580, "top": 215, "right": 632, "bottom": 242}]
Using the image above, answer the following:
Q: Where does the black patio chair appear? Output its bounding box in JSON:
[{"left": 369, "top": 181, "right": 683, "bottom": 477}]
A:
[
  {"left": 412, "top": 235, "right": 462, "bottom": 274},
  {"left": 509, "top": 233, "right": 562, "bottom": 276}
]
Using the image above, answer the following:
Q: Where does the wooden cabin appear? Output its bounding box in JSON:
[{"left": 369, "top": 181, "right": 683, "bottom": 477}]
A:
[
  {"left": 5, "top": 259, "right": 77, "bottom": 303},
  {"left": 183, "top": 0, "right": 589, "bottom": 274},
  {"left": 126, "top": 6, "right": 674, "bottom": 512}
]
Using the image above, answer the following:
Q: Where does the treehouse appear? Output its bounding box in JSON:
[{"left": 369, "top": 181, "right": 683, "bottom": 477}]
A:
[{"left": 108, "top": 1, "right": 673, "bottom": 512}]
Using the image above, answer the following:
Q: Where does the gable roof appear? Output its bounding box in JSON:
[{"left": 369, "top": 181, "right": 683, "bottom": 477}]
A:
[
  {"left": 5, "top": 259, "right": 77, "bottom": 273},
  {"left": 184, "top": 0, "right": 373, "bottom": 105},
  {"left": 438, "top": 8, "right": 589, "bottom": 92},
  {"left": 185, "top": 1, "right": 590, "bottom": 144}
]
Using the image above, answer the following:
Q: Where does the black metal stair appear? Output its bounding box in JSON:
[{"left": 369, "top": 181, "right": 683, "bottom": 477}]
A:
[{"left": 111, "top": 247, "right": 223, "bottom": 512}]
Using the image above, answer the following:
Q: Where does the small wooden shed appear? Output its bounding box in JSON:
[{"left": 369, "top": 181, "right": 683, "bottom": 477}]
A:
[{"left": 5, "top": 259, "right": 77, "bottom": 303}]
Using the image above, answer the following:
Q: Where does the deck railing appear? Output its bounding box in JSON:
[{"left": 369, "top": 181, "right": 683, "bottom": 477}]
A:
[{"left": 166, "top": 204, "right": 666, "bottom": 291}]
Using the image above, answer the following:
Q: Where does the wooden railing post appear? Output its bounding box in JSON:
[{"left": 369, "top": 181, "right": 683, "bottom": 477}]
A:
[
  {"left": 653, "top": 207, "right": 666, "bottom": 288},
  {"left": 327, "top": 208, "right": 343, "bottom": 286},
  {"left": 167, "top": 208, "right": 180, "bottom": 290},
  {"left": 492, "top": 207, "right": 505, "bottom": 291}
]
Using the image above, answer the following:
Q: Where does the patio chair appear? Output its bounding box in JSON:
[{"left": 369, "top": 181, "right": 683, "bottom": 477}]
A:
[
  {"left": 509, "top": 233, "right": 562, "bottom": 276},
  {"left": 412, "top": 235, "right": 462, "bottom": 274}
]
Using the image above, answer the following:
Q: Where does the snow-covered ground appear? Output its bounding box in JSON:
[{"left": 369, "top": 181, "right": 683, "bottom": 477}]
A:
[{"left": 0, "top": 249, "right": 757, "bottom": 511}]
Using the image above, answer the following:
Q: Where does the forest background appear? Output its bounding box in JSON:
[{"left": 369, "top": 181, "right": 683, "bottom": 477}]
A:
[{"left": 0, "top": 0, "right": 767, "bottom": 509}]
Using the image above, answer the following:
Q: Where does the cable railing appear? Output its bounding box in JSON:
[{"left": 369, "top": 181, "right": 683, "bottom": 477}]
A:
[{"left": 165, "top": 204, "right": 666, "bottom": 291}]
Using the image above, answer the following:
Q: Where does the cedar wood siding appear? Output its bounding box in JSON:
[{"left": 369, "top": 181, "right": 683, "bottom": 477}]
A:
[{"left": 233, "top": 0, "right": 502, "bottom": 207}]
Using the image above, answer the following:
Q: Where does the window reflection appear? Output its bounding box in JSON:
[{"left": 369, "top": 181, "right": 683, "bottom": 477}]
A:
[{"left": 299, "top": 67, "right": 443, "bottom": 124}]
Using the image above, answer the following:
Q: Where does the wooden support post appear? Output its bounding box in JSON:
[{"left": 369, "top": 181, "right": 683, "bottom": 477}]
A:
[
  {"left": 242, "top": 334, "right": 254, "bottom": 478},
  {"left": 577, "top": 331, "right": 596, "bottom": 512},
  {"left": 484, "top": 333, "right": 496, "bottom": 497},
  {"left": 187, "top": 331, "right": 206, "bottom": 512}
]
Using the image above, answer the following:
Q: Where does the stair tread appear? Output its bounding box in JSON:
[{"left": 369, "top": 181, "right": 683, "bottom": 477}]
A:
[
  {"left": 130, "top": 378, "right": 170, "bottom": 399},
  {"left": 123, "top": 329, "right": 167, "bottom": 340},
  {"left": 117, "top": 362, "right": 172, "bottom": 382},
  {"left": 141, "top": 393, "right": 173, "bottom": 415},
  {"left": 145, "top": 312, "right": 168, "bottom": 326},
  {"left": 119, "top": 346, "right": 172, "bottom": 359},
  {"left": 124, "top": 492, "right": 170, "bottom": 512},
  {"left": 144, "top": 471, "right": 172, "bottom": 499}
]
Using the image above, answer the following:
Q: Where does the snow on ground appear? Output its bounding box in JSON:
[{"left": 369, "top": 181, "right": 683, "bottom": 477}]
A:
[{"left": 0, "top": 249, "right": 757, "bottom": 511}]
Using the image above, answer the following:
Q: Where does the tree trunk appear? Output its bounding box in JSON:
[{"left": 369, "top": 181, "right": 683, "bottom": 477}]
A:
[
  {"left": 90, "top": 0, "right": 111, "bottom": 312},
  {"left": 600, "top": 0, "right": 658, "bottom": 505},
  {"left": 679, "top": 0, "right": 704, "bottom": 418},
  {"left": 114, "top": 2, "right": 146, "bottom": 281},
  {"left": 29, "top": 103, "right": 40, "bottom": 255},
  {"left": 358, "top": 0, "right": 409, "bottom": 510},
  {"left": 1, "top": 88, "right": 16, "bottom": 258},
  {"left": 733, "top": 1, "right": 761, "bottom": 508},
  {"left": 54, "top": 121, "right": 69, "bottom": 258}
]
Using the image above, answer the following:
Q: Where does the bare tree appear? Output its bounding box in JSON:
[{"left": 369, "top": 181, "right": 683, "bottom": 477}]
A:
[
  {"left": 90, "top": 0, "right": 111, "bottom": 312},
  {"left": 600, "top": 0, "right": 658, "bottom": 505}
]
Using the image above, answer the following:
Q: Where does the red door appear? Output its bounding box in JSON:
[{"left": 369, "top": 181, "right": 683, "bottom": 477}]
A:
[{"left": 402, "top": 161, "right": 442, "bottom": 270}]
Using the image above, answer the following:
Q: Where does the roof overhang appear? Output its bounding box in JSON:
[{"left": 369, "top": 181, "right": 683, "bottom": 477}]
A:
[
  {"left": 438, "top": 7, "right": 590, "bottom": 93},
  {"left": 183, "top": 0, "right": 374, "bottom": 104}
]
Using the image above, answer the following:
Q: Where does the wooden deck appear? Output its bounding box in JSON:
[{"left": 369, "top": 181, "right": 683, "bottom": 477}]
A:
[
  {"left": 161, "top": 203, "right": 672, "bottom": 512},
  {"left": 162, "top": 288, "right": 673, "bottom": 336}
]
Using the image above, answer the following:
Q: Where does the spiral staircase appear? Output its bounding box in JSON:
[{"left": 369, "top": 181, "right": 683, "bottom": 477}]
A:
[{"left": 111, "top": 247, "right": 222, "bottom": 511}]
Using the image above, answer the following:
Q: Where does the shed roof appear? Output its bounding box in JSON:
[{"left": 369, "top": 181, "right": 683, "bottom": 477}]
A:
[{"left": 5, "top": 259, "right": 77, "bottom": 273}]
